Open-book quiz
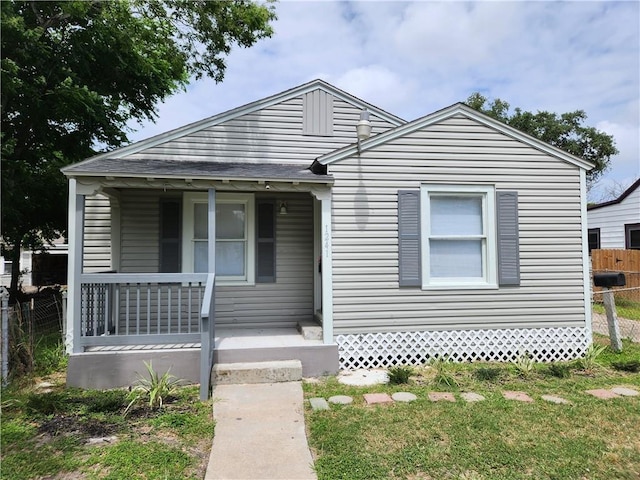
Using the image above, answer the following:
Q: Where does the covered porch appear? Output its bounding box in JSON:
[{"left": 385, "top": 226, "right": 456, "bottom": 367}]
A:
[{"left": 64, "top": 161, "right": 337, "bottom": 398}]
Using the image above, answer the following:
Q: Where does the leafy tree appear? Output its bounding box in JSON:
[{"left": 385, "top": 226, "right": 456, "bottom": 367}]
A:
[
  {"left": 466, "top": 93, "right": 618, "bottom": 186},
  {"left": 1, "top": 0, "right": 276, "bottom": 300}
]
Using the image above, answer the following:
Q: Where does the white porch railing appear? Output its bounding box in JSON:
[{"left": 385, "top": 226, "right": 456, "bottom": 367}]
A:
[
  {"left": 200, "top": 273, "right": 215, "bottom": 400},
  {"left": 79, "top": 273, "right": 208, "bottom": 347}
]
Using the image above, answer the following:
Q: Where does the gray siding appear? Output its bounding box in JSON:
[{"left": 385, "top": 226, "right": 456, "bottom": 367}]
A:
[
  {"left": 118, "top": 190, "right": 314, "bottom": 328},
  {"left": 125, "top": 96, "right": 398, "bottom": 163},
  {"left": 83, "top": 195, "right": 111, "bottom": 273},
  {"left": 329, "top": 114, "right": 587, "bottom": 334}
]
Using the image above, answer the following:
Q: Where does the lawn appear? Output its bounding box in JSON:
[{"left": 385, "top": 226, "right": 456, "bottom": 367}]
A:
[
  {"left": 304, "top": 337, "right": 640, "bottom": 480},
  {"left": 593, "top": 298, "right": 640, "bottom": 321},
  {"left": 1, "top": 367, "right": 214, "bottom": 479}
]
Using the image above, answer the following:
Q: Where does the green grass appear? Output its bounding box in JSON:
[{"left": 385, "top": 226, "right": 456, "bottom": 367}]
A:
[
  {"left": 593, "top": 299, "right": 640, "bottom": 321},
  {"left": 0, "top": 383, "right": 213, "bottom": 480},
  {"left": 305, "top": 342, "right": 640, "bottom": 480}
]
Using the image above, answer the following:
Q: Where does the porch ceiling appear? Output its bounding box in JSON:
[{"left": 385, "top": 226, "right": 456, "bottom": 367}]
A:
[{"left": 63, "top": 158, "right": 333, "bottom": 184}]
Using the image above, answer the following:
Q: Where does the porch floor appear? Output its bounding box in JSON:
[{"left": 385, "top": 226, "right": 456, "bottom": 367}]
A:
[{"left": 85, "top": 327, "right": 322, "bottom": 352}]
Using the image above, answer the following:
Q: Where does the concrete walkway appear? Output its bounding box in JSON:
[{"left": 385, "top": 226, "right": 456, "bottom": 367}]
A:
[{"left": 205, "top": 382, "right": 317, "bottom": 480}]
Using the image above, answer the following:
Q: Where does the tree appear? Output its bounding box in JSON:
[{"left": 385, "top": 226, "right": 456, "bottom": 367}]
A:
[
  {"left": 1, "top": 0, "right": 276, "bottom": 300},
  {"left": 466, "top": 93, "right": 618, "bottom": 186}
]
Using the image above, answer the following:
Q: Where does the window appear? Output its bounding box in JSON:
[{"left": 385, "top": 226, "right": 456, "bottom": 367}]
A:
[
  {"left": 420, "top": 185, "right": 497, "bottom": 288},
  {"left": 183, "top": 193, "right": 255, "bottom": 284},
  {"left": 588, "top": 228, "right": 600, "bottom": 254},
  {"left": 626, "top": 223, "right": 640, "bottom": 250},
  {"left": 399, "top": 187, "right": 519, "bottom": 289}
]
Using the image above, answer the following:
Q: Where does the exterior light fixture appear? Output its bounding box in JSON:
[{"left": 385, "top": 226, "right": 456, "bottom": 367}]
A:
[
  {"left": 279, "top": 202, "right": 288, "bottom": 215},
  {"left": 356, "top": 110, "right": 372, "bottom": 142}
]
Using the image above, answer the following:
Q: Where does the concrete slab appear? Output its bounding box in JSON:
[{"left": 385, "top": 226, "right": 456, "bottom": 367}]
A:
[
  {"left": 460, "top": 392, "right": 485, "bottom": 403},
  {"left": 363, "top": 393, "right": 394, "bottom": 405},
  {"left": 309, "top": 397, "right": 330, "bottom": 411},
  {"left": 502, "top": 391, "right": 534, "bottom": 402},
  {"left": 391, "top": 392, "right": 417, "bottom": 403},
  {"left": 206, "top": 382, "right": 316, "bottom": 479},
  {"left": 428, "top": 392, "right": 456, "bottom": 402},
  {"left": 212, "top": 360, "right": 302, "bottom": 385},
  {"left": 611, "top": 387, "right": 639, "bottom": 397},
  {"left": 338, "top": 369, "right": 388, "bottom": 386},
  {"left": 586, "top": 389, "right": 620, "bottom": 400},
  {"left": 328, "top": 395, "right": 353, "bottom": 405}
]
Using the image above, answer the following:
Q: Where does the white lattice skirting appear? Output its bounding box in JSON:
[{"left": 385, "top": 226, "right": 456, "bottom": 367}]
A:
[{"left": 336, "top": 327, "right": 590, "bottom": 370}]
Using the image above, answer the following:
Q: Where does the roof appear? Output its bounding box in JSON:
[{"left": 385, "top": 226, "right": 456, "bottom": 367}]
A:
[
  {"left": 63, "top": 158, "right": 333, "bottom": 184},
  {"left": 315, "top": 103, "right": 595, "bottom": 171},
  {"left": 587, "top": 178, "right": 640, "bottom": 210},
  {"left": 62, "top": 79, "right": 405, "bottom": 176}
]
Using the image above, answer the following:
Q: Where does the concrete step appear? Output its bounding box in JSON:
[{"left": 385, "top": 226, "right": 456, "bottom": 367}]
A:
[
  {"left": 297, "top": 320, "right": 323, "bottom": 341},
  {"left": 212, "top": 360, "right": 303, "bottom": 385}
]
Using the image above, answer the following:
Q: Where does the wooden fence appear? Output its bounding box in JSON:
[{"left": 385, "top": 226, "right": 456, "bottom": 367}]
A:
[{"left": 591, "top": 249, "right": 640, "bottom": 302}]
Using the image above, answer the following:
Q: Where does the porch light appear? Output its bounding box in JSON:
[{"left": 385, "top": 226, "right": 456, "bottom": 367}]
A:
[
  {"left": 356, "top": 109, "right": 372, "bottom": 141},
  {"left": 279, "top": 202, "right": 288, "bottom": 215}
]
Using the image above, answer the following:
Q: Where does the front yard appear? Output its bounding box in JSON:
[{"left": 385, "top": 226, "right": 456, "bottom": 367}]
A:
[{"left": 304, "top": 337, "right": 640, "bottom": 480}]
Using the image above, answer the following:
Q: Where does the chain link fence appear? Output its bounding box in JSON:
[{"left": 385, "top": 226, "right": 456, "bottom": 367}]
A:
[
  {"left": 1, "top": 287, "right": 65, "bottom": 384},
  {"left": 592, "top": 285, "right": 640, "bottom": 343}
]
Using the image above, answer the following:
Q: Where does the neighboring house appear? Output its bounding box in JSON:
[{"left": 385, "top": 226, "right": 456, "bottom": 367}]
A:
[
  {"left": 62, "top": 80, "right": 595, "bottom": 396},
  {"left": 587, "top": 178, "right": 640, "bottom": 251},
  {"left": 0, "top": 238, "right": 69, "bottom": 288}
]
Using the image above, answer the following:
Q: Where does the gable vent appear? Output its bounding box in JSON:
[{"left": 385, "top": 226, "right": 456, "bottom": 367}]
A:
[{"left": 303, "top": 90, "right": 334, "bottom": 136}]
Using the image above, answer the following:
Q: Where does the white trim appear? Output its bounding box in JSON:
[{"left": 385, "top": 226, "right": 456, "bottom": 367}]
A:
[
  {"left": 182, "top": 192, "right": 255, "bottom": 286},
  {"left": 580, "top": 169, "right": 593, "bottom": 338},
  {"left": 318, "top": 104, "right": 594, "bottom": 171},
  {"left": 337, "top": 327, "right": 590, "bottom": 369},
  {"left": 66, "top": 179, "right": 85, "bottom": 354},
  {"left": 315, "top": 190, "right": 334, "bottom": 345},
  {"left": 420, "top": 184, "right": 497, "bottom": 289}
]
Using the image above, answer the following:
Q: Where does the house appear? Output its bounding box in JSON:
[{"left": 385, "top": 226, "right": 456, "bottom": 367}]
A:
[
  {"left": 587, "top": 178, "right": 640, "bottom": 251},
  {"left": 62, "top": 80, "right": 594, "bottom": 397}
]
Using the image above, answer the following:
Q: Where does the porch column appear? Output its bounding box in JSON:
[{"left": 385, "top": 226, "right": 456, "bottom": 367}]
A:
[
  {"left": 208, "top": 189, "right": 216, "bottom": 273},
  {"left": 316, "top": 190, "right": 334, "bottom": 345},
  {"left": 66, "top": 178, "right": 85, "bottom": 354}
]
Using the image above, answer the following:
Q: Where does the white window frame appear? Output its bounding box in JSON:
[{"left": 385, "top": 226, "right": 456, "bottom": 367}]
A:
[
  {"left": 420, "top": 184, "right": 497, "bottom": 289},
  {"left": 182, "top": 192, "right": 255, "bottom": 286}
]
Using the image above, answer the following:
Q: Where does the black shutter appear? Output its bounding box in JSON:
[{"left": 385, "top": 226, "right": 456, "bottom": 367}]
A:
[
  {"left": 497, "top": 191, "right": 520, "bottom": 286},
  {"left": 398, "top": 190, "right": 421, "bottom": 287},
  {"left": 160, "top": 200, "right": 181, "bottom": 273},
  {"left": 256, "top": 200, "right": 276, "bottom": 283}
]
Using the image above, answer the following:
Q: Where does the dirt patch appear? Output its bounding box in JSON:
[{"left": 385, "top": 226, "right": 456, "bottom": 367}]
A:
[{"left": 38, "top": 415, "right": 119, "bottom": 439}]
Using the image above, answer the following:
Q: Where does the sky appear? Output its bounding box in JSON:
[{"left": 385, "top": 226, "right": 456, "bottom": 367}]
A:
[{"left": 127, "top": 0, "right": 640, "bottom": 202}]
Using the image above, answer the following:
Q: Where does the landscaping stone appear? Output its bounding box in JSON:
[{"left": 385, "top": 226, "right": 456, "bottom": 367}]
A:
[
  {"left": 86, "top": 435, "right": 118, "bottom": 445},
  {"left": 585, "top": 389, "right": 620, "bottom": 400},
  {"left": 611, "top": 387, "right": 639, "bottom": 397},
  {"left": 392, "top": 392, "right": 417, "bottom": 403},
  {"left": 363, "top": 393, "right": 394, "bottom": 405},
  {"left": 338, "top": 369, "right": 388, "bottom": 386},
  {"left": 541, "top": 395, "right": 571, "bottom": 405},
  {"left": 461, "top": 392, "right": 485, "bottom": 403},
  {"left": 502, "top": 391, "right": 534, "bottom": 402},
  {"left": 309, "top": 397, "right": 330, "bottom": 411},
  {"left": 428, "top": 392, "right": 456, "bottom": 402},
  {"left": 328, "top": 395, "right": 353, "bottom": 405}
]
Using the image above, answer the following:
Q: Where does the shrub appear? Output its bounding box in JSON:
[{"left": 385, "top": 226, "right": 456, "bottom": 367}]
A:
[
  {"left": 430, "top": 355, "right": 457, "bottom": 388},
  {"left": 512, "top": 351, "right": 535, "bottom": 377},
  {"left": 576, "top": 344, "right": 607, "bottom": 371},
  {"left": 387, "top": 366, "right": 413, "bottom": 385},
  {"left": 125, "top": 361, "right": 184, "bottom": 416}
]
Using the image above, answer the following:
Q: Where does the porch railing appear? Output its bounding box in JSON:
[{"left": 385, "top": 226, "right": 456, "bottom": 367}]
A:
[
  {"left": 79, "top": 273, "right": 208, "bottom": 347},
  {"left": 200, "top": 273, "right": 215, "bottom": 400}
]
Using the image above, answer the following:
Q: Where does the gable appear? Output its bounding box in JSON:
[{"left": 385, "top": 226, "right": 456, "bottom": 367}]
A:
[
  {"left": 62, "top": 80, "right": 405, "bottom": 176},
  {"left": 316, "top": 103, "right": 594, "bottom": 172}
]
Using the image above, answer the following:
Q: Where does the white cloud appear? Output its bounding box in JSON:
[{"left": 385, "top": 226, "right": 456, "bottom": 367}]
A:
[{"left": 126, "top": 0, "right": 639, "bottom": 198}]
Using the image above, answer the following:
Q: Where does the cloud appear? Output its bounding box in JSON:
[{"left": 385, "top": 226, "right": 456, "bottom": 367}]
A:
[{"left": 125, "top": 0, "right": 639, "bottom": 199}]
